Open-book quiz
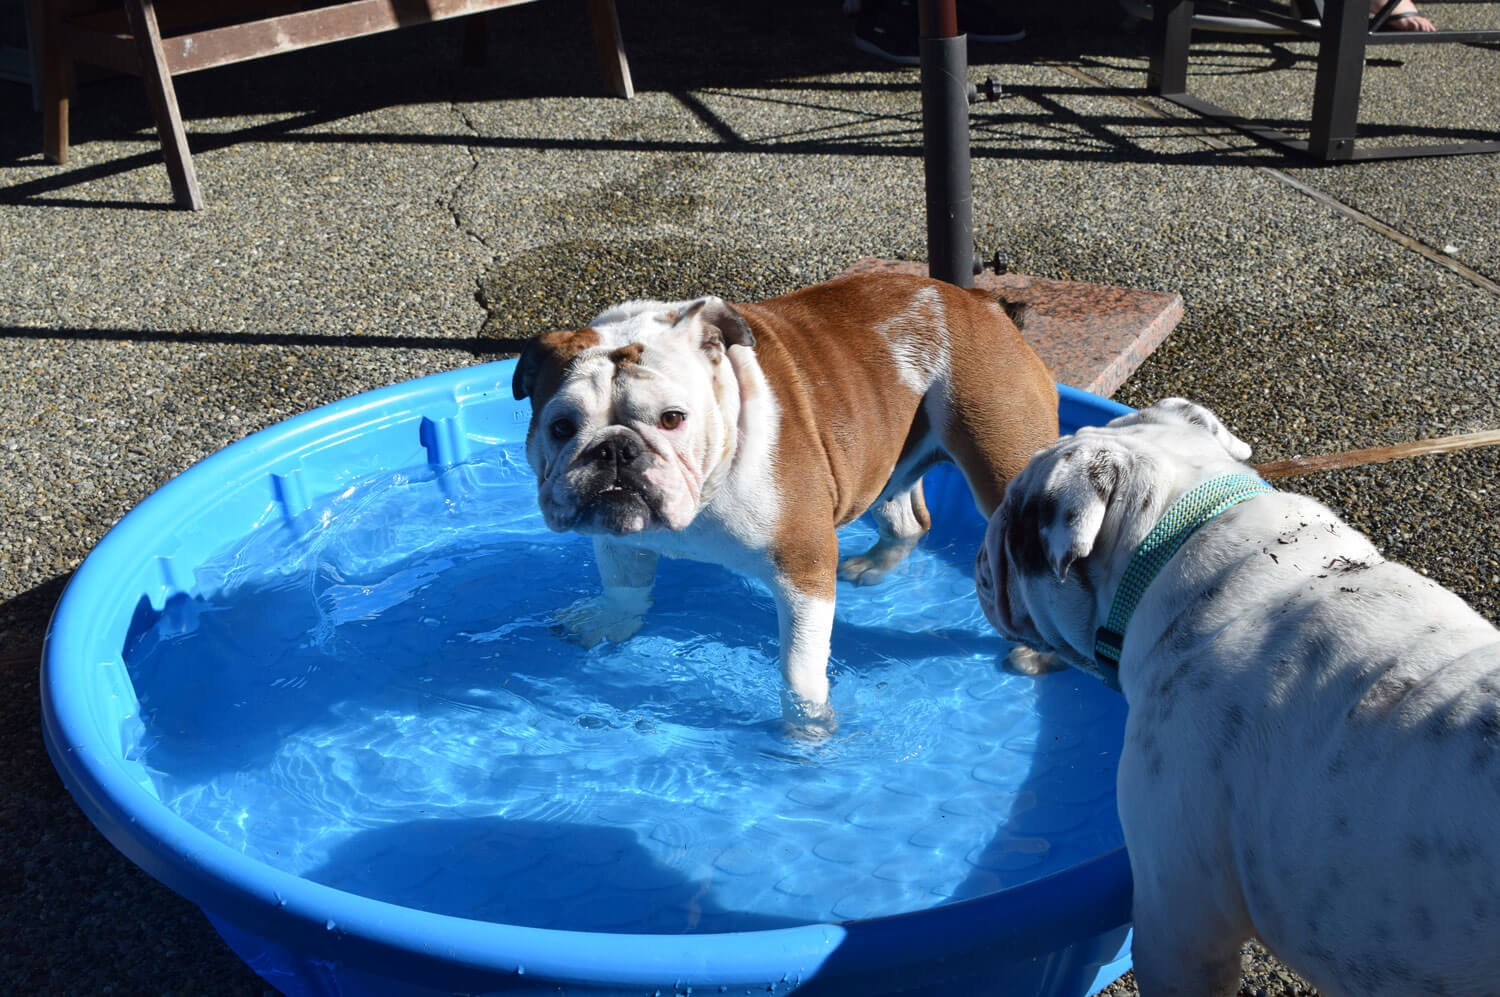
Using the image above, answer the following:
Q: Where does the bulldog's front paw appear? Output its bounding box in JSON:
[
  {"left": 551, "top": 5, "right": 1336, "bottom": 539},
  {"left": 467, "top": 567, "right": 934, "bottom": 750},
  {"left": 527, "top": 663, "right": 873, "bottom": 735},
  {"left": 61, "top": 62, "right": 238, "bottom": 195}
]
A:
[
  {"left": 1004, "top": 645, "right": 1067, "bottom": 676},
  {"left": 555, "top": 586, "right": 653, "bottom": 649},
  {"left": 780, "top": 690, "right": 839, "bottom": 740}
]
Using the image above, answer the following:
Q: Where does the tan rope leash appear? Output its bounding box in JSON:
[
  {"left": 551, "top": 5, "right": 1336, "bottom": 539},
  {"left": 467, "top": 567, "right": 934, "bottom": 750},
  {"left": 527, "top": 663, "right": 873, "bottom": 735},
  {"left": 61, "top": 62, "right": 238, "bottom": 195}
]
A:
[{"left": 1253, "top": 429, "right": 1500, "bottom": 481}]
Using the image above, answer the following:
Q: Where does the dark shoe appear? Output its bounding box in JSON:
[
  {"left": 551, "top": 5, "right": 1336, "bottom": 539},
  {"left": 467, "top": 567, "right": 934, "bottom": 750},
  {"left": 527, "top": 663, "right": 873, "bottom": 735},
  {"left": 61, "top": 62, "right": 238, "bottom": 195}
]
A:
[
  {"left": 852, "top": 0, "right": 921, "bottom": 65},
  {"left": 962, "top": 6, "right": 1026, "bottom": 43}
]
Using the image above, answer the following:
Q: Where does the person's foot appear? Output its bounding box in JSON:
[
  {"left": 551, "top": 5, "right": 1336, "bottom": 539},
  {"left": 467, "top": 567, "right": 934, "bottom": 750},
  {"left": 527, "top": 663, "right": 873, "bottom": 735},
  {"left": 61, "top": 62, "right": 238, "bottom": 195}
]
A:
[
  {"left": 1373, "top": 0, "right": 1435, "bottom": 31},
  {"left": 852, "top": 0, "right": 1025, "bottom": 64},
  {"left": 852, "top": 0, "right": 921, "bottom": 65}
]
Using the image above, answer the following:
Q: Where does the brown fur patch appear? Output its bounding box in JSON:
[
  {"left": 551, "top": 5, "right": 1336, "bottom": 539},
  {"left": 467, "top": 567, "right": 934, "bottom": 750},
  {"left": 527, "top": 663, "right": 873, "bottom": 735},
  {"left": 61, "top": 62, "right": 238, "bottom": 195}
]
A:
[
  {"left": 610, "top": 342, "right": 646, "bottom": 367},
  {"left": 513, "top": 326, "right": 601, "bottom": 409},
  {"left": 729, "top": 273, "right": 1058, "bottom": 597}
]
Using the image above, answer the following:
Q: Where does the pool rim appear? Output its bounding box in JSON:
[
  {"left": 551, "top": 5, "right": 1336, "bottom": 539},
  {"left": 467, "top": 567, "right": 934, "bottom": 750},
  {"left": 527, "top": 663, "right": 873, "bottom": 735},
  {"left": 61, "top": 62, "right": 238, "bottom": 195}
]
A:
[{"left": 42, "top": 360, "right": 1134, "bottom": 991}]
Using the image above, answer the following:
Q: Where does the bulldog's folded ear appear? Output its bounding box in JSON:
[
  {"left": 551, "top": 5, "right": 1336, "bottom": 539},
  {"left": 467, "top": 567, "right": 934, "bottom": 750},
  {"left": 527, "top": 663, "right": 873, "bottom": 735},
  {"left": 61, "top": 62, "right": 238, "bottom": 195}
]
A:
[
  {"left": 1109, "top": 397, "right": 1252, "bottom": 462},
  {"left": 669, "top": 298, "right": 756, "bottom": 357},
  {"left": 512, "top": 328, "right": 601, "bottom": 401},
  {"left": 1014, "top": 447, "right": 1123, "bottom": 581},
  {"left": 512, "top": 337, "right": 544, "bottom": 400}
]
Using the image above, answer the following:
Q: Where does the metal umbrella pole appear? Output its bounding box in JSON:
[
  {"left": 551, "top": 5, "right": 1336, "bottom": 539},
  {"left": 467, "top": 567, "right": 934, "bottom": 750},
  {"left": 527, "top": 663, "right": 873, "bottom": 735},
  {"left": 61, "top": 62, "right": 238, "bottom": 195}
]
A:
[{"left": 918, "top": 0, "right": 975, "bottom": 288}]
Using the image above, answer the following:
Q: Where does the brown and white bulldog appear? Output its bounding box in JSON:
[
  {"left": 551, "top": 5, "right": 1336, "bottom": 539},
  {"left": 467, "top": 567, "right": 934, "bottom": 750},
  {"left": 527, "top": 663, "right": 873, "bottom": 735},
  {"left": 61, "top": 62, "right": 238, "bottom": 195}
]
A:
[{"left": 511, "top": 272, "right": 1058, "bottom": 733}]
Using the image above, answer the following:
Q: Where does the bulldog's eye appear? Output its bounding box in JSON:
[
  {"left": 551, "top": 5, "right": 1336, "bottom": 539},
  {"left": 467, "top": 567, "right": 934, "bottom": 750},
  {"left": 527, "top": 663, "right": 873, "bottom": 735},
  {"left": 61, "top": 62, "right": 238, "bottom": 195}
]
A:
[
  {"left": 549, "top": 417, "right": 577, "bottom": 441},
  {"left": 659, "top": 410, "right": 686, "bottom": 431}
]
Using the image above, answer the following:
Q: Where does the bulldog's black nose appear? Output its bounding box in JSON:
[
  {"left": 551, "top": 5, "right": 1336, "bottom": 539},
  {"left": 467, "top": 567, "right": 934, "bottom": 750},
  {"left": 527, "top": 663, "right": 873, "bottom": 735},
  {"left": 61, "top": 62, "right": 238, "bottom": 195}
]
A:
[{"left": 590, "top": 435, "right": 641, "bottom": 467}]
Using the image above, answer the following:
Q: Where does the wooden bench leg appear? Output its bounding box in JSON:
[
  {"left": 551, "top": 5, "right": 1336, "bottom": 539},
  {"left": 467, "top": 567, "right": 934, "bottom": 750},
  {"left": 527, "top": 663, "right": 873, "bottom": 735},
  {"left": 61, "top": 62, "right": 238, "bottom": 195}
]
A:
[
  {"left": 28, "top": 0, "right": 71, "bottom": 164},
  {"left": 586, "top": 0, "right": 633, "bottom": 99},
  {"left": 122, "top": 0, "right": 204, "bottom": 209}
]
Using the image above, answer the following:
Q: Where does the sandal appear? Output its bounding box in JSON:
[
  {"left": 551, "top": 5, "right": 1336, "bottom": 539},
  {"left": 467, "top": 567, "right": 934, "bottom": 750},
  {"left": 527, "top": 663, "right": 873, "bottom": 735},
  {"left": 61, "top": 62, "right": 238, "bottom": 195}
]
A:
[{"left": 1372, "top": 1, "right": 1436, "bottom": 31}]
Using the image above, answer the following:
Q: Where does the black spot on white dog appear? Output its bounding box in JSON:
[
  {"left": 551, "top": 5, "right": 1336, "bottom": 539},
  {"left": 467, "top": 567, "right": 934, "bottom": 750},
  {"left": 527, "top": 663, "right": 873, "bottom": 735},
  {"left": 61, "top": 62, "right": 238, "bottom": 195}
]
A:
[{"left": 1007, "top": 495, "right": 1056, "bottom": 576}]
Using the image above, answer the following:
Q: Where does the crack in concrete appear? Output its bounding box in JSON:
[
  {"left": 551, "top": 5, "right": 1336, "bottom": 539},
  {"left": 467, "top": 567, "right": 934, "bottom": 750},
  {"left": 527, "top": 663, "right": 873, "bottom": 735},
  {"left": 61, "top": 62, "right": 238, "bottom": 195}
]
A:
[{"left": 442, "top": 100, "right": 498, "bottom": 320}]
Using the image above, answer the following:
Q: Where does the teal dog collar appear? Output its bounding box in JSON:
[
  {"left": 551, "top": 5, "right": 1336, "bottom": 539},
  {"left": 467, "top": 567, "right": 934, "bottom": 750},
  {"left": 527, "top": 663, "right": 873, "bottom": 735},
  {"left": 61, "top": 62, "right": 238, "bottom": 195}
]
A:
[{"left": 1094, "top": 473, "right": 1275, "bottom": 669}]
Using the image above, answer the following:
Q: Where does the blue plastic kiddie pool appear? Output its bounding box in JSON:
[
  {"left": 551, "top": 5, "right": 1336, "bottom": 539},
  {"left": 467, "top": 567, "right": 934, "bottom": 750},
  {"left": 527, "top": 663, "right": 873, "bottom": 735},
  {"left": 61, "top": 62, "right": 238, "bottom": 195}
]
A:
[{"left": 43, "top": 360, "right": 1135, "bottom": 996}]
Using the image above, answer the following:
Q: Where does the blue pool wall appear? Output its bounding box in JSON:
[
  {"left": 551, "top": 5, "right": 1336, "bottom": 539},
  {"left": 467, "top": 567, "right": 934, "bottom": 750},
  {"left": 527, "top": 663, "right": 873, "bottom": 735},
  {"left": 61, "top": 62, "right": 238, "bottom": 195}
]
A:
[{"left": 43, "top": 359, "right": 1136, "bottom": 996}]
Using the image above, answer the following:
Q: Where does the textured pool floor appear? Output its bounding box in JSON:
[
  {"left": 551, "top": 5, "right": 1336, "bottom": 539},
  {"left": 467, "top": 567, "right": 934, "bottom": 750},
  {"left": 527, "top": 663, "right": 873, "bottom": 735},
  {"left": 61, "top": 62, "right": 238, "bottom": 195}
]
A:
[{"left": 124, "top": 447, "right": 1127, "bottom": 933}]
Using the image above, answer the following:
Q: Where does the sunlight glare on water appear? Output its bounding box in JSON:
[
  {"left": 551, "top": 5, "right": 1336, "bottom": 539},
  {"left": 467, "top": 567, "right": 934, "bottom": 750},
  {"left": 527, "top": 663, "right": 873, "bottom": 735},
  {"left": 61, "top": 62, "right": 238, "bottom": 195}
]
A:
[{"left": 123, "top": 445, "right": 1125, "bottom": 934}]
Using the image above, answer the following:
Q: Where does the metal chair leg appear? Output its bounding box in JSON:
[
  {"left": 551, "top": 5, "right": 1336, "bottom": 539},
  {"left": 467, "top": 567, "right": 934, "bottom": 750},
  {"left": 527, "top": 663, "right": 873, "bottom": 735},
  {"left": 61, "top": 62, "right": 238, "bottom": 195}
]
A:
[
  {"left": 1148, "top": 0, "right": 1197, "bottom": 96},
  {"left": 1308, "top": 0, "right": 1366, "bottom": 159}
]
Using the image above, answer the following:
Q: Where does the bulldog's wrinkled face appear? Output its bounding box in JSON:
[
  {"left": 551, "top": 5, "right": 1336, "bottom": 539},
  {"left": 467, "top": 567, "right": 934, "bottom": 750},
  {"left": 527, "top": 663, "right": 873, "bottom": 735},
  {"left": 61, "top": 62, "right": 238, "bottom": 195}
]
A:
[
  {"left": 512, "top": 298, "right": 755, "bottom": 537},
  {"left": 976, "top": 398, "right": 1254, "bottom": 683}
]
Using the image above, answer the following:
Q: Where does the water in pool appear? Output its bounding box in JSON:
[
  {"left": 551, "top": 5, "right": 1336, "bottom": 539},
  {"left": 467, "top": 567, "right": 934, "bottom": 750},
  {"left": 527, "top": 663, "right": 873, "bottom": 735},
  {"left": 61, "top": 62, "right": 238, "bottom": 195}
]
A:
[{"left": 123, "top": 444, "right": 1126, "bottom": 934}]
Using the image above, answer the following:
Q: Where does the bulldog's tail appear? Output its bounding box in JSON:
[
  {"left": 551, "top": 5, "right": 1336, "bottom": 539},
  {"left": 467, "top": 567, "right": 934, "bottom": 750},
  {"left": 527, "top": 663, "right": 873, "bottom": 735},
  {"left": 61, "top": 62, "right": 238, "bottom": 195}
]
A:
[
  {"left": 999, "top": 298, "right": 1028, "bottom": 331},
  {"left": 976, "top": 289, "right": 1028, "bottom": 332}
]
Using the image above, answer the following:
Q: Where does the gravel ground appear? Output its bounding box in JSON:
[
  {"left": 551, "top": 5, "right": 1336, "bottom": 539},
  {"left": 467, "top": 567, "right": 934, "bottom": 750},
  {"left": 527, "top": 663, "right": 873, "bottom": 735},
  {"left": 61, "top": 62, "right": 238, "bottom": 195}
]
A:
[{"left": 1, "top": 0, "right": 1496, "bottom": 992}]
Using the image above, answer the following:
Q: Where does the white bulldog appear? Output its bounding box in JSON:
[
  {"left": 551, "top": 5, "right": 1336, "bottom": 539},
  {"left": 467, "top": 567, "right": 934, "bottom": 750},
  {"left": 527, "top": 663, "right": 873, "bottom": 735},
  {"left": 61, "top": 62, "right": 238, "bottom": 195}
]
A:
[
  {"left": 512, "top": 272, "right": 1059, "bottom": 734},
  {"left": 975, "top": 398, "right": 1500, "bottom": 996}
]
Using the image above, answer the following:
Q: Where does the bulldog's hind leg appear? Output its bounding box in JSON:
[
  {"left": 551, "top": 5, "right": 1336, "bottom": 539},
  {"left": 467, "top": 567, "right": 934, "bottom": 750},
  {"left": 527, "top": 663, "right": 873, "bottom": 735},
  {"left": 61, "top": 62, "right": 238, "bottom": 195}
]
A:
[
  {"left": 1129, "top": 903, "right": 1243, "bottom": 997},
  {"left": 775, "top": 534, "right": 841, "bottom": 737},
  {"left": 1125, "top": 819, "right": 1247, "bottom": 997},
  {"left": 939, "top": 332, "right": 1059, "bottom": 519},
  {"left": 837, "top": 479, "right": 931, "bottom": 586}
]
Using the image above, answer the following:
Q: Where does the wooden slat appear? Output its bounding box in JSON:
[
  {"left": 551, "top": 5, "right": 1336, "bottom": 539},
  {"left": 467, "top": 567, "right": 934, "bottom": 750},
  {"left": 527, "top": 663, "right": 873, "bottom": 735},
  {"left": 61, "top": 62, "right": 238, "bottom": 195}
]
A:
[
  {"left": 58, "top": 24, "right": 141, "bottom": 73},
  {"left": 1255, "top": 428, "right": 1500, "bottom": 480},
  {"left": 0, "top": 647, "right": 43, "bottom": 674},
  {"left": 156, "top": 0, "right": 539, "bottom": 75},
  {"left": 37, "top": 0, "right": 632, "bottom": 209}
]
